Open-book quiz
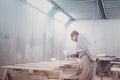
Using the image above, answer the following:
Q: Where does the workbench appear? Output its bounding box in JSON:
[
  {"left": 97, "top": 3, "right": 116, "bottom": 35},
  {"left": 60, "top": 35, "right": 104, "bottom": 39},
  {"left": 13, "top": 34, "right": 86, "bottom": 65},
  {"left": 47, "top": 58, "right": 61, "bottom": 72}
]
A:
[
  {"left": 1, "top": 61, "right": 79, "bottom": 80},
  {"left": 111, "top": 60, "right": 120, "bottom": 80},
  {"left": 96, "top": 56, "right": 116, "bottom": 80},
  {"left": 111, "top": 66, "right": 120, "bottom": 80}
]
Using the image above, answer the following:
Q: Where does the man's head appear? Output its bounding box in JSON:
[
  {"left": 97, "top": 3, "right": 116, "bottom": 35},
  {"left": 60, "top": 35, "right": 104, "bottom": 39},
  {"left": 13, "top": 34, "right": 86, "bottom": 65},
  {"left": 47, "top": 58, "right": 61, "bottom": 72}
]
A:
[{"left": 71, "top": 31, "right": 79, "bottom": 42}]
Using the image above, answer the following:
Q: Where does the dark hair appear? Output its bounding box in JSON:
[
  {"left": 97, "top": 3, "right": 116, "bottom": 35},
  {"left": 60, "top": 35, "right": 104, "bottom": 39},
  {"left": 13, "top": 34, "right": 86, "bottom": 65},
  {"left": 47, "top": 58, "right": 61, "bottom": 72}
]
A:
[{"left": 71, "top": 31, "right": 79, "bottom": 37}]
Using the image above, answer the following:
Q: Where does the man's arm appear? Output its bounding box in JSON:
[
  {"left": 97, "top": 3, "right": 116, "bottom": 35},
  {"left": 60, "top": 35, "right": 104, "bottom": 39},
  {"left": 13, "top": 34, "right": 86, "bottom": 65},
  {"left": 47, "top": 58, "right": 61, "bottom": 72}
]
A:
[
  {"left": 70, "top": 53, "right": 79, "bottom": 58},
  {"left": 70, "top": 52, "right": 86, "bottom": 58},
  {"left": 78, "top": 36, "right": 96, "bottom": 61}
]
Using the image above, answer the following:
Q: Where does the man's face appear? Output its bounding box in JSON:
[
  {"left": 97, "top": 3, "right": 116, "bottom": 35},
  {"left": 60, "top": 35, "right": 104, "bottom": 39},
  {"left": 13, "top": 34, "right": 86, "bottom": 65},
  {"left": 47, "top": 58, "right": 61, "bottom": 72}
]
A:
[{"left": 71, "top": 35, "right": 77, "bottom": 42}]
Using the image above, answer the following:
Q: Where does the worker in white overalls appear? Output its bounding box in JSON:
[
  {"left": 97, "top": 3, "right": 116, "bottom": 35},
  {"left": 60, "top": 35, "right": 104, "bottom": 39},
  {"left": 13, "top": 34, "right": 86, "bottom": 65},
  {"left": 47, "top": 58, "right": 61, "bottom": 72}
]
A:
[{"left": 70, "top": 31, "right": 96, "bottom": 80}]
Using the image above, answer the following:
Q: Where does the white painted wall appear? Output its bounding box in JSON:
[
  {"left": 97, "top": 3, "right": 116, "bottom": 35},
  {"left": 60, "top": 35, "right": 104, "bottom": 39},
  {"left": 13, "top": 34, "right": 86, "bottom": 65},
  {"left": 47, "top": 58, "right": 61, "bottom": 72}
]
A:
[
  {"left": 65, "top": 20, "right": 120, "bottom": 57},
  {"left": 0, "top": 0, "right": 66, "bottom": 68}
]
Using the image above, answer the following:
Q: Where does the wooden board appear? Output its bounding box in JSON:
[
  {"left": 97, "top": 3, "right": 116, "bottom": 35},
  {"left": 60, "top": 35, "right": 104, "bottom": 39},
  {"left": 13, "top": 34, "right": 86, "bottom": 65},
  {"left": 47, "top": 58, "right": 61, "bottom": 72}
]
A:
[{"left": 1, "top": 60, "right": 79, "bottom": 80}]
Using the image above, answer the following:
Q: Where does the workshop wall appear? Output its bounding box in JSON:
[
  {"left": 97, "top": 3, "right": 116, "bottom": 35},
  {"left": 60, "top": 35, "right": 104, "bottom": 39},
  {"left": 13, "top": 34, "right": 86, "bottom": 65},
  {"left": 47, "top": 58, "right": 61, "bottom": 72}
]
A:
[
  {"left": 0, "top": 0, "right": 66, "bottom": 67},
  {"left": 66, "top": 20, "right": 120, "bottom": 57}
]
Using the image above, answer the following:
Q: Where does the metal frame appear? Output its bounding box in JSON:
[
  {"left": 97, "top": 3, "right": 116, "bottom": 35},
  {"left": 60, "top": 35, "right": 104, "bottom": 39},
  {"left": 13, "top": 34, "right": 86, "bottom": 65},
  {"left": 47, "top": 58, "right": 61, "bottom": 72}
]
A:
[
  {"left": 98, "top": 0, "right": 107, "bottom": 19},
  {"left": 49, "top": 0, "right": 75, "bottom": 22}
]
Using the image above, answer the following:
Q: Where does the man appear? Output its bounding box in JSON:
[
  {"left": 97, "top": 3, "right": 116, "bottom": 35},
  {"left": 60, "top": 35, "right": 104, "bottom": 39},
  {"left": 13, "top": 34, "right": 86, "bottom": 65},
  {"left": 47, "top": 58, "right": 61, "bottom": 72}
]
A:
[{"left": 70, "top": 31, "right": 96, "bottom": 80}]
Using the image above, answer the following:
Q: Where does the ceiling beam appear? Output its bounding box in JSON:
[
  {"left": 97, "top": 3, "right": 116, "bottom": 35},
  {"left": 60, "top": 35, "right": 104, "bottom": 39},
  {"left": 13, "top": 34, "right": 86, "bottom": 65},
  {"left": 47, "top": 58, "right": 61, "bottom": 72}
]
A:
[
  {"left": 98, "top": 0, "right": 107, "bottom": 19},
  {"left": 49, "top": 0, "right": 75, "bottom": 21}
]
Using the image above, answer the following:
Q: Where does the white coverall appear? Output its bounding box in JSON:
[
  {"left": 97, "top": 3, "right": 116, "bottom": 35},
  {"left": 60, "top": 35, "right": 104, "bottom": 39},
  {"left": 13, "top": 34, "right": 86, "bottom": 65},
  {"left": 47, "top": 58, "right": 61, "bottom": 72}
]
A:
[{"left": 76, "top": 34, "right": 96, "bottom": 80}]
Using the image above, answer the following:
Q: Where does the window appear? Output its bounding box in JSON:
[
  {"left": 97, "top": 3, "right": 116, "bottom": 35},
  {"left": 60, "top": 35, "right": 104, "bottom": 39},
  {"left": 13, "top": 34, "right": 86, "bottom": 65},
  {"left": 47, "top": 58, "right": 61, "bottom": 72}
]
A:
[
  {"left": 26, "top": 0, "right": 53, "bottom": 13},
  {"left": 54, "top": 11, "right": 70, "bottom": 24}
]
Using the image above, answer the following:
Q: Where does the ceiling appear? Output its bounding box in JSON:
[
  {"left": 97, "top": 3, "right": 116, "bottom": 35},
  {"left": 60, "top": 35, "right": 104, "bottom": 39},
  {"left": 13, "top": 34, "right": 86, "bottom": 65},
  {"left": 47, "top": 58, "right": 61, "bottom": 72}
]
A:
[{"left": 49, "top": 0, "right": 120, "bottom": 20}]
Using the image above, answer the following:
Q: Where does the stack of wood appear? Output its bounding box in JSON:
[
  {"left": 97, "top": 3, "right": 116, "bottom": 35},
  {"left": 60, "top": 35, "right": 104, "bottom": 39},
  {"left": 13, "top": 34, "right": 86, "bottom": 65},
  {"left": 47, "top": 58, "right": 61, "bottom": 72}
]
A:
[
  {"left": 111, "top": 61, "right": 120, "bottom": 80},
  {"left": 1, "top": 61, "right": 82, "bottom": 80}
]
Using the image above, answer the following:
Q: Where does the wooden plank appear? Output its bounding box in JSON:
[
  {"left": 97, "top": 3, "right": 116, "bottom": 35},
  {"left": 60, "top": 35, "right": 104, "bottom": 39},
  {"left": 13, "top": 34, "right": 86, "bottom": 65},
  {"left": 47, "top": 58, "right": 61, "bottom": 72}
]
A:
[
  {"left": 2, "top": 69, "right": 8, "bottom": 80},
  {"left": 1, "top": 65, "right": 56, "bottom": 71},
  {"left": 15, "top": 61, "right": 76, "bottom": 66},
  {"left": 111, "top": 67, "right": 120, "bottom": 80},
  {"left": 111, "top": 61, "right": 120, "bottom": 64},
  {"left": 1, "top": 61, "right": 79, "bottom": 80},
  {"left": 111, "top": 67, "right": 120, "bottom": 72},
  {"left": 14, "top": 61, "right": 77, "bottom": 69}
]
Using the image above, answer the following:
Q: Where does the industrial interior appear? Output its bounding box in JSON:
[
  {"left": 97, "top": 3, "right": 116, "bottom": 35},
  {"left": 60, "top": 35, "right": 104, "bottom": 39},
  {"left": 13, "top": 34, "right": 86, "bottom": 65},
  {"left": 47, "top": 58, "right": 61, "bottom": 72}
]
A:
[{"left": 1, "top": 0, "right": 120, "bottom": 80}]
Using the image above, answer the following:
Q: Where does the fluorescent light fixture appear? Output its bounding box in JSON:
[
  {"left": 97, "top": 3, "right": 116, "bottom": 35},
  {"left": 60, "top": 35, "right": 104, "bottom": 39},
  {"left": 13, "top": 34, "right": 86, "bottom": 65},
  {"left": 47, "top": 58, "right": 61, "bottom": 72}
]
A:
[
  {"left": 54, "top": 11, "right": 70, "bottom": 24},
  {"left": 26, "top": 0, "right": 53, "bottom": 13}
]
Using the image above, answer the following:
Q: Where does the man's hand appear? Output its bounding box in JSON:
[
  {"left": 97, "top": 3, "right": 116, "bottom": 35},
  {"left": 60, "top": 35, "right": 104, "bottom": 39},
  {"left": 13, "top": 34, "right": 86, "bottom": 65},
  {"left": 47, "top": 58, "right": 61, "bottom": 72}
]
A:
[
  {"left": 70, "top": 53, "right": 79, "bottom": 58},
  {"left": 76, "top": 67, "right": 83, "bottom": 76}
]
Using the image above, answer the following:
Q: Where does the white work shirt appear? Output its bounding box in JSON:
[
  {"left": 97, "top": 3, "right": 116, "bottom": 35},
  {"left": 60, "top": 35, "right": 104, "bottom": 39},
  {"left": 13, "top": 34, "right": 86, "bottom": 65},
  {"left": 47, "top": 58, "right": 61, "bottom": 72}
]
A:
[{"left": 76, "top": 34, "right": 96, "bottom": 61}]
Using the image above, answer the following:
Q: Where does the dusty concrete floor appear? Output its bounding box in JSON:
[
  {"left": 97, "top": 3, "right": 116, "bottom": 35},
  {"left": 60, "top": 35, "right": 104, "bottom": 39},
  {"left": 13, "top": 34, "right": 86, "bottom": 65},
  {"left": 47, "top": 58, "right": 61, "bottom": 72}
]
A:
[
  {"left": 0, "top": 76, "right": 112, "bottom": 80},
  {"left": 95, "top": 76, "right": 112, "bottom": 80},
  {"left": 0, "top": 72, "right": 112, "bottom": 80},
  {"left": 13, "top": 76, "right": 113, "bottom": 80}
]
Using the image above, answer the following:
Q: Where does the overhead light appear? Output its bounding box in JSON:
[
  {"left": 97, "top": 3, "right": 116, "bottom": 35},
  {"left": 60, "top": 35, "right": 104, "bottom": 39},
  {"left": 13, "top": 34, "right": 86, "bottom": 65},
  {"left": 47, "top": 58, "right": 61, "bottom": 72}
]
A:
[
  {"left": 26, "top": 0, "right": 53, "bottom": 13},
  {"left": 54, "top": 11, "right": 70, "bottom": 24}
]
